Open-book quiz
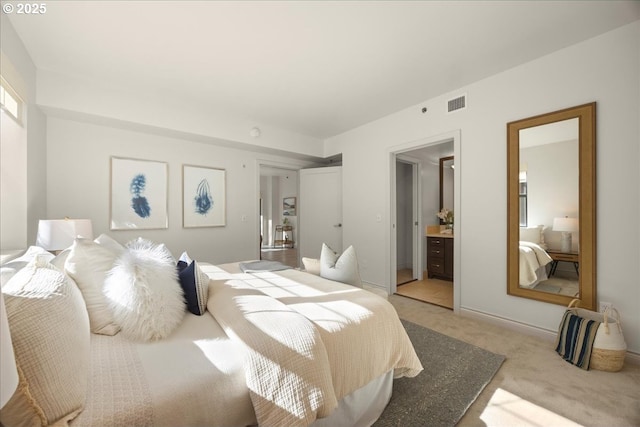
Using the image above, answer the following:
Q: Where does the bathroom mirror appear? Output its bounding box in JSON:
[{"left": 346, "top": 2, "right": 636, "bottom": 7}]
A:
[
  {"left": 507, "top": 103, "right": 596, "bottom": 310},
  {"left": 439, "top": 156, "right": 454, "bottom": 214}
]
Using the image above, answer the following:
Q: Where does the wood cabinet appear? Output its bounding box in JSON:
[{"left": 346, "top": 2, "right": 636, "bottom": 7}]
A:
[{"left": 426, "top": 236, "right": 453, "bottom": 281}]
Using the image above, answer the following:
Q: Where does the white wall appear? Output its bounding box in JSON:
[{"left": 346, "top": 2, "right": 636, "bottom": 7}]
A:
[
  {"left": 0, "top": 13, "right": 47, "bottom": 250},
  {"left": 327, "top": 22, "right": 640, "bottom": 353},
  {"left": 45, "top": 117, "right": 314, "bottom": 263},
  {"left": 0, "top": 109, "right": 27, "bottom": 249}
]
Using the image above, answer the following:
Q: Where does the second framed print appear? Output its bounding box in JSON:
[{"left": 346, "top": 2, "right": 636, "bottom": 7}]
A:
[{"left": 183, "top": 165, "right": 226, "bottom": 227}]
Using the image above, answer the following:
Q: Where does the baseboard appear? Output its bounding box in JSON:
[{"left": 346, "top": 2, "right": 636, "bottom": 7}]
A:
[{"left": 460, "top": 307, "right": 640, "bottom": 366}]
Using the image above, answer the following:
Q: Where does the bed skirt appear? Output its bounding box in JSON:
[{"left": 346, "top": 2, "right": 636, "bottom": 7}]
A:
[{"left": 311, "top": 370, "right": 393, "bottom": 427}]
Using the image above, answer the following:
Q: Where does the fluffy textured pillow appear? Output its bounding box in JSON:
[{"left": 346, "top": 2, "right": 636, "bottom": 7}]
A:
[
  {"left": 177, "top": 252, "right": 209, "bottom": 316},
  {"left": 320, "top": 243, "right": 362, "bottom": 287},
  {"left": 0, "top": 256, "right": 90, "bottom": 427},
  {"left": 104, "top": 239, "right": 185, "bottom": 341},
  {"left": 302, "top": 257, "right": 321, "bottom": 275},
  {"left": 64, "top": 238, "right": 121, "bottom": 335}
]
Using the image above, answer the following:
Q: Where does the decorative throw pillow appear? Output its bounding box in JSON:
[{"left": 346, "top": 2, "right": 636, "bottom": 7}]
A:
[
  {"left": 64, "top": 238, "right": 121, "bottom": 335},
  {"left": 0, "top": 256, "right": 90, "bottom": 427},
  {"left": 177, "top": 252, "right": 209, "bottom": 316},
  {"left": 320, "top": 243, "right": 363, "bottom": 287},
  {"left": 104, "top": 239, "right": 185, "bottom": 341},
  {"left": 94, "top": 233, "right": 125, "bottom": 254},
  {"left": 302, "top": 257, "right": 321, "bottom": 275},
  {"left": 520, "top": 225, "right": 547, "bottom": 249}
]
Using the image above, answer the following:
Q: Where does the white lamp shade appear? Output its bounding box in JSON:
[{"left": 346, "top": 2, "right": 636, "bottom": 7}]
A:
[
  {"left": 0, "top": 292, "right": 18, "bottom": 408},
  {"left": 553, "top": 217, "right": 578, "bottom": 232},
  {"left": 36, "top": 219, "right": 93, "bottom": 251}
]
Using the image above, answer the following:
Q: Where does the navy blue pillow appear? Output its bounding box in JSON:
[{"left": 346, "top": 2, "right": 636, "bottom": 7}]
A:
[{"left": 177, "top": 255, "right": 209, "bottom": 315}]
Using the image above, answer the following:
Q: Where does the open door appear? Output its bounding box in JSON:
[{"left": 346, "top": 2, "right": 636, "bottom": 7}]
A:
[
  {"left": 396, "top": 157, "right": 421, "bottom": 285},
  {"left": 299, "top": 166, "right": 342, "bottom": 261}
]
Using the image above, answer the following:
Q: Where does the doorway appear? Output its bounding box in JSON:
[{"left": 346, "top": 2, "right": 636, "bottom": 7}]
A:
[
  {"left": 259, "top": 165, "right": 299, "bottom": 268},
  {"left": 395, "top": 158, "right": 419, "bottom": 285},
  {"left": 389, "top": 131, "right": 461, "bottom": 312}
]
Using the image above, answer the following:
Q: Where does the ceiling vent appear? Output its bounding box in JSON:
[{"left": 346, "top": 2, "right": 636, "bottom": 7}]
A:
[{"left": 447, "top": 94, "right": 467, "bottom": 113}]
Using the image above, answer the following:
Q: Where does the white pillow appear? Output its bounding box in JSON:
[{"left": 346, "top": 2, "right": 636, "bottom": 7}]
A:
[
  {"left": 1, "top": 256, "right": 90, "bottom": 426},
  {"left": 94, "top": 233, "right": 125, "bottom": 254},
  {"left": 302, "top": 257, "right": 321, "bottom": 275},
  {"left": 520, "top": 225, "right": 547, "bottom": 248},
  {"left": 104, "top": 239, "right": 185, "bottom": 341},
  {"left": 320, "top": 243, "right": 362, "bottom": 287},
  {"left": 1, "top": 246, "right": 54, "bottom": 287},
  {"left": 64, "top": 238, "right": 121, "bottom": 335}
]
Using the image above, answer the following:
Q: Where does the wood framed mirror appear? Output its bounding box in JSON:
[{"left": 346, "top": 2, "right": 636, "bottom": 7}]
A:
[{"left": 507, "top": 103, "right": 596, "bottom": 310}]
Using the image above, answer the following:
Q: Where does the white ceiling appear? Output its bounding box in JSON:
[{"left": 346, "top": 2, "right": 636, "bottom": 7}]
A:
[{"left": 7, "top": 1, "right": 640, "bottom": 140}]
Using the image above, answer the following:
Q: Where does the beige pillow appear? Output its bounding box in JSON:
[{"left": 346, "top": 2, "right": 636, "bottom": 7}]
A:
[
  {"left": 302, "top": 257, "right": 321, "bottom": 275},
  {"left": 320, "top": 243, "right": 362, "bottom": 287},
  {"left": 64, "top": 238, "right": 121, "bottom": 335},
  {"left": 0, "top": 256, "right": 90, "bottom": 427}
]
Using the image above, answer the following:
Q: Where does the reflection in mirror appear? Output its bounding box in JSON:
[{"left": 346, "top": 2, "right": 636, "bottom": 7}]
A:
[
  {"left": 439, "top": 156, "right": 454, "bottom": 218},
  {"left": 507, "top": 103, "right": 596, "bottom": 311},
  {"left": 519, "top": 119, "right": 579, "bottom": 296}
]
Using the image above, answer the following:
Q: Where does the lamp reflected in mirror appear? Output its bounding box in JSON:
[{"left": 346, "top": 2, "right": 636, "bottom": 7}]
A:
[{"left": 553, "top": 217, "right": 578, "bottom": 253}]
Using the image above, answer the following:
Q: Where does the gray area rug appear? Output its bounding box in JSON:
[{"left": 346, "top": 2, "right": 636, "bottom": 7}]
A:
[{"left": 373, "top": 320, "right": 505, "bottom": 427}]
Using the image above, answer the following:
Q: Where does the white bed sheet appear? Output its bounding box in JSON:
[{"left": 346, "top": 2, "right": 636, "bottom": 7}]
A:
[{"left": 519, "top": 241, "right": 553, "bottom": 288}]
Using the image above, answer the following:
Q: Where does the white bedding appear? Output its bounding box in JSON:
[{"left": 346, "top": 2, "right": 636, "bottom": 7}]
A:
[
  {"left": 71, "top": 312, "right": 255, "bottom": 427},
  {"left": 519, "top": 241, "right": 553, "bottom": 288},
  {"left": 205, "top": 263, "right": 423, "bottom": 427},
  {"left": 70, "top": 263, "right": 423, "bottom": 427}
]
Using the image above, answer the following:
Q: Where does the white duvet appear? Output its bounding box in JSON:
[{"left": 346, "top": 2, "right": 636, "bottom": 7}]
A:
[
  {"left": 71, "top": 263, "right": 423, "bottom": 427},
  {"left": 519, "top": 241, "right": 553, "bottom": 288},
  {"left": 205, "top": 263, "right": 423, "bottom": 427}
]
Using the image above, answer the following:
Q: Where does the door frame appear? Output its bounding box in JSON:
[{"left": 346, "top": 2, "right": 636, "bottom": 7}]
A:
[
  {"left": 387, "top": 130, "right": 461, "bottom": 312},
  {"left": 256, "top": 159, "right": 303, "bottom": 260}
]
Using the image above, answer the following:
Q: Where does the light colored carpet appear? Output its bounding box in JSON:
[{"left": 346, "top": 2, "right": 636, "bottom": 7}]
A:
[{"left": 390, "top": 294, "right": 640, "bottom": 426}]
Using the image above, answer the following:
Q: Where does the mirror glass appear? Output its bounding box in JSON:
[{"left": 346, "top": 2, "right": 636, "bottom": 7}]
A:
[
  {"left": 507, "top": 103, "right": 596, "bottom": 310},
  {"left": 439, "top": 156, "right": 454, "bottom": 216}
]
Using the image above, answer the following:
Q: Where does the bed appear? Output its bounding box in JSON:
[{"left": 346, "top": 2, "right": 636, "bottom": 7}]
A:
[
  {"left": 0, "top": 241, "right": 423, "bottom": 427},
  {"left": 518, "top": 225, "right": 553, "bottom": 288}
]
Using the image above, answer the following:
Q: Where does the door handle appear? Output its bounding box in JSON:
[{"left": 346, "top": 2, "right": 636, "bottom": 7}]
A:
[{"left": 334, "top": 223, "right": 342, "bottom": 228}]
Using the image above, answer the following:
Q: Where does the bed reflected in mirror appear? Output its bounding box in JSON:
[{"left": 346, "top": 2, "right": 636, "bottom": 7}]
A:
[{"left": 507, "top": 103, "right": 596, "bottom": 310}]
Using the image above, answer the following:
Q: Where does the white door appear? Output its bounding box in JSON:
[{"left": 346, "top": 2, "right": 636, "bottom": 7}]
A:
[{"left": 299, "top": 166, "right": 342, "bottom": 260}]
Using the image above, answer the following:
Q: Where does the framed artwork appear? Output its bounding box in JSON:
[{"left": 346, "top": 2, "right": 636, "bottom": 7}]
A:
[
  {"left": 283, "top": 197, "right": 296, "bottom": 216},
  {"left": 183, "top": 165, "right": 226, "bottom": 227},
  {"left": 110, "top": 157, "right": 168, "bottom": 230}
]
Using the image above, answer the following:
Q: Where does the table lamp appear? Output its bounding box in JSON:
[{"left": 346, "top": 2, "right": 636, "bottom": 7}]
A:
[
  {"left": 36, "top": 219, "right": 93, "bottom": 253},
  {"left": 553, "top": 217, "right": 578, "bottom": 253}
]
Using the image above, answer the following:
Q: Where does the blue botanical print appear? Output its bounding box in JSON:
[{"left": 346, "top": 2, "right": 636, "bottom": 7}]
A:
[
  {"left": 130, "top": 174, "right": 151, "bottom": 218},
  {"left": 194, "top": 179, "right": 213, "bottom": 215}
]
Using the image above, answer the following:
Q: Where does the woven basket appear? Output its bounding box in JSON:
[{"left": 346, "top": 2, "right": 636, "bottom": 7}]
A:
[{"left": 567, "top": 299, "right": 627, "bottom": 372}]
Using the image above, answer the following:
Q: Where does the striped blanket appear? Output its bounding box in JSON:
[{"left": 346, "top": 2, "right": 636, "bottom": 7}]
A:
[{"left": 555, "top": 310, "right": 600, "bottom": 370}]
